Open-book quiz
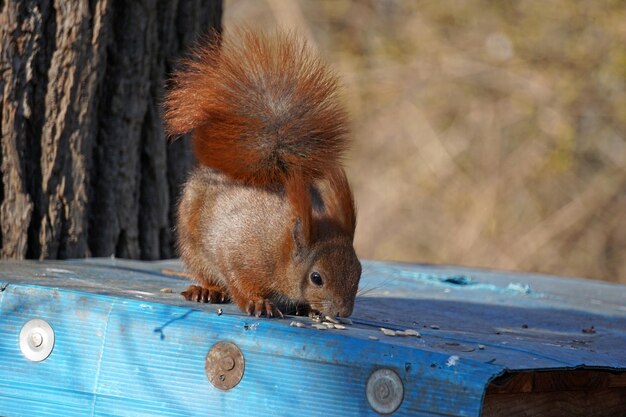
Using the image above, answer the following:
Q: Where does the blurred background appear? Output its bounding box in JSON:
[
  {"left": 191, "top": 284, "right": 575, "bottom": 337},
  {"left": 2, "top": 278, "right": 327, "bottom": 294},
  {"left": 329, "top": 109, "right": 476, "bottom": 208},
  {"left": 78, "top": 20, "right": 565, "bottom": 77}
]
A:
[{"left": 224, "top": 0, "right": 626, "bottom": 283}]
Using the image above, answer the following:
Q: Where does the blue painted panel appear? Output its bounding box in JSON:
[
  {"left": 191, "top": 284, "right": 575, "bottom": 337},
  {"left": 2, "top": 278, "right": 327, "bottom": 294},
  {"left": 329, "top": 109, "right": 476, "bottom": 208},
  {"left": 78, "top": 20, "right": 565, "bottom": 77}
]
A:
[
  {"left": 0, "top": 258, "right": 625, "bottom": 416},
  {"left": 0, "top": 285, "right": 107, "bottom": 414},
  {"left": 0, "top": 282, "right": 496, "bottom": 416}
]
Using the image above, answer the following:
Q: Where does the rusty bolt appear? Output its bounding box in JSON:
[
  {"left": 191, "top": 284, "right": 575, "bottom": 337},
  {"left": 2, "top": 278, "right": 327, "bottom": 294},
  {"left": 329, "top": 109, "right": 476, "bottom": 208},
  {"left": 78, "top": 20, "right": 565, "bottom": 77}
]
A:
[
  {"left": 219, "top": 356, "right": 236, "bottom": 371},
  {"left": 205, "top": 341, "right": 245, "bottom": 390}
]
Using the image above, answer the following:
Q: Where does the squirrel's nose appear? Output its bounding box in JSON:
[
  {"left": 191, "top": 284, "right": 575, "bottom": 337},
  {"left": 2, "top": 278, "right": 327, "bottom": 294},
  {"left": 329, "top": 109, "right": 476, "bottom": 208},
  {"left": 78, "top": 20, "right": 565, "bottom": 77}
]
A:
[
  {"left": 320, "top": 300, "right": 354, "bottom": 318},
  {"left": 337, "top": 303, "right": 354, "bottom": 318}
]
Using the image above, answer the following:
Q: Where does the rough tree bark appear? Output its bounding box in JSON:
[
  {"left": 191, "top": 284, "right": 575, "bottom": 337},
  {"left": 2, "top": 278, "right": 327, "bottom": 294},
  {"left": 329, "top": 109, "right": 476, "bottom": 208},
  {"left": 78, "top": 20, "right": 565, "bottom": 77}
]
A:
[{"left": 0, "top": 0, "right": 222, "bottom": 260}]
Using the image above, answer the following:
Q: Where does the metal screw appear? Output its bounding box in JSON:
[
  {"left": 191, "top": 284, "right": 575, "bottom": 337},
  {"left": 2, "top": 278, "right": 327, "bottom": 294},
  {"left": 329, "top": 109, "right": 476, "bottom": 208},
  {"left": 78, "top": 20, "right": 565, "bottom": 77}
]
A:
[
  {"left": 205, "top": 341, "right": 245, "bottom": 390},
  {"left": 366, "top": 368, "right": 404, "bottom": 414},
  {"left": 19, "top": 319, "right": 55, "bottom": 362},
  {"left": 376, "top": 380, "right": 391, "bottom": 400},
  {"left": 29, "top": 332, "right": 44, "bottom": 348},
  {"left": 219, "top": 356, "right": 235, "bottom": 371}
]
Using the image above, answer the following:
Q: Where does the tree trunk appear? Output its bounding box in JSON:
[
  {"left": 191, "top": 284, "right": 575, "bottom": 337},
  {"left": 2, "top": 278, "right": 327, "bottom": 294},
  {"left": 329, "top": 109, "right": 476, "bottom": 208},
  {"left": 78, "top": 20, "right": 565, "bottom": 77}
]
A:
[{"left": 0, "top": 0, "right": 222, "bottom": 260}]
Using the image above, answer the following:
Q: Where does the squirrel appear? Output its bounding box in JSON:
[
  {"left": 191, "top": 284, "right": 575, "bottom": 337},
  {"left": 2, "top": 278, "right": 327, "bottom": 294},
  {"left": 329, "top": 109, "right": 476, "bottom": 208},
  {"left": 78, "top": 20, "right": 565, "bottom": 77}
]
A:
[{"left": 163, "top": 29, "right": 361, "bottom": 318}]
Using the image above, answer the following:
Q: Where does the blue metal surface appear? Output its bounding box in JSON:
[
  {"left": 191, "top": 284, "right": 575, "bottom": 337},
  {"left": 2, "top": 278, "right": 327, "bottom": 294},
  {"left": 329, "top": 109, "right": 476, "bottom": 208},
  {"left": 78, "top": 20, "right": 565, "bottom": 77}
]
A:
[{"left": 0, "top": 258, "right": 624, "bottom": 416}]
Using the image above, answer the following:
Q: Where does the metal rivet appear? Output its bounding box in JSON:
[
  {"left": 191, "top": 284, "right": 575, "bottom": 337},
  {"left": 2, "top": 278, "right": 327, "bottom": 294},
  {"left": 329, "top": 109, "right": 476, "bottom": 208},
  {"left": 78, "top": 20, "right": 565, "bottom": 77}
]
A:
[
  {"left": 29, "top": 332, "right": 44, "bottom": 348},
  {"left": 219, "top": 356, "right": 235, "bottom": 371},
  {"left": 366, "top": 368, "right": 404, "bottom": 415},
  {"left": 205, "top": 341, "right": 244, "bottom": 390},
  {"left": 19, "top": 319, "right": 55, "bottom": 362}
]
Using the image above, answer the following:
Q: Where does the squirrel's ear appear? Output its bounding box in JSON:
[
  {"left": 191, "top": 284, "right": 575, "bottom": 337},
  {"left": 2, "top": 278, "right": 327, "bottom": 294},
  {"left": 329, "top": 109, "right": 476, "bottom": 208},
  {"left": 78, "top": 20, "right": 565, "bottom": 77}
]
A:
[
  {"left": 291, "top": 218, "right": 310, "bottom": 260},
  {"left": 323, "top": 167, "right": 357, "bottom": 239},
  {"left": 285, "top": 172, "right": 313, "bottom": 259}
]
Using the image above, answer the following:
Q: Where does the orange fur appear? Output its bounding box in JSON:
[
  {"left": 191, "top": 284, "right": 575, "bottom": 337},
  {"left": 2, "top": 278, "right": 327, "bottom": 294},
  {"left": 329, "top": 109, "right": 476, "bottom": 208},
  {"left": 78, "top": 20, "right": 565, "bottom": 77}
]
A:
[
  {"left": 322, "top": 167, "right": 357, "bottom": 238},
  {"left": 168, "top": 29, "right": 361, "bottom": 318},
  {"left": 164, "top": 29, "right": 349, "bottom": 188}
]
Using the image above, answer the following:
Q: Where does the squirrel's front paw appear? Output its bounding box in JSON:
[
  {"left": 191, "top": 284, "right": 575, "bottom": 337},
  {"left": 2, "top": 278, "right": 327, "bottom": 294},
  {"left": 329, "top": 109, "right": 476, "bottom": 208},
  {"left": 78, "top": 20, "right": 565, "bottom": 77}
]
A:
[
  {"left": 181, "top": 285, "right": 230, "bottom": 304},
  {"left": 246, "top": 298, "right": 284, "bottom": 319}
]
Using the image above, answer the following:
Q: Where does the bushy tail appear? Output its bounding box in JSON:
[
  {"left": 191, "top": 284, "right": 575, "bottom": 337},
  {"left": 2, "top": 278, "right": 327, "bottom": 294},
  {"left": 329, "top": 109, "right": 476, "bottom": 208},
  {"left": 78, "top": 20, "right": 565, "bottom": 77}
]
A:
[{"left": 164, "top": 29, "right": 349, "bottom": 188}]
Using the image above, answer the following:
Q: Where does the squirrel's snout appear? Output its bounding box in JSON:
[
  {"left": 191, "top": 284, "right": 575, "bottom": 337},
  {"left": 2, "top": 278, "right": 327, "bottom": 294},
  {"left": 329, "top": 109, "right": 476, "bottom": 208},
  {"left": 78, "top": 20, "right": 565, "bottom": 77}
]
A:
[
  {"left": 337, "top": 307, "right": 353, "bottom": 318},
  {"left": 316, "top": 301, "right": 353, "bottom": 318},
  {"left": 336, "top": 301, "right": 354, "bottom": 318}
]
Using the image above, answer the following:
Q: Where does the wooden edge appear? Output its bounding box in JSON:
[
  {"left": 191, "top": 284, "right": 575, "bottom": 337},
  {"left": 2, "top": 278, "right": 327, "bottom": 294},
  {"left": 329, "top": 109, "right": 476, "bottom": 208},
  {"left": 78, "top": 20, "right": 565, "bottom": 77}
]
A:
[{"left": 486, "top": 369, "right": 626, "bottom": 394}]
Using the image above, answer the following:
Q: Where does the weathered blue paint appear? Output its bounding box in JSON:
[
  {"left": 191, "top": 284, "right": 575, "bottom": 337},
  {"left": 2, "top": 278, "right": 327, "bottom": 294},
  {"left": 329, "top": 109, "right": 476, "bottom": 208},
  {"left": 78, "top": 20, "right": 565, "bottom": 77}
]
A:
[{"left": 0, "top": 259, "right": 624, "bottom": 416}]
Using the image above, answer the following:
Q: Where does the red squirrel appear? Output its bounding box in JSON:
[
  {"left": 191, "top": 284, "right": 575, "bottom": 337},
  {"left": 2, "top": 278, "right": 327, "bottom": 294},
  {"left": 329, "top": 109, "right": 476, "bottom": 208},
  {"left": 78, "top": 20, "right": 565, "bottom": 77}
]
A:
[{"left": 164, "top": 29, "right": 361, "bottom": 318}]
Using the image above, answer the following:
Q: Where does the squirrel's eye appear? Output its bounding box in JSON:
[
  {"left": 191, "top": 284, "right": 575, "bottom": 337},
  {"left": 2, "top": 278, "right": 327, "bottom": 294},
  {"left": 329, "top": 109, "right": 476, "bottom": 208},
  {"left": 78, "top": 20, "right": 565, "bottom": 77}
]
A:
[{"left": 310, "top": 272, "right": 323, "bottom": 287}]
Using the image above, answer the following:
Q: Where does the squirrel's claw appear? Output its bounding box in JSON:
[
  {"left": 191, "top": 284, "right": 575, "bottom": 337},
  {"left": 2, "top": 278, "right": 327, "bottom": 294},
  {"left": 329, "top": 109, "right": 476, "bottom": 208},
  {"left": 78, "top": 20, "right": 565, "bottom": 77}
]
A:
[
  {"left": 181, "top": 285, "right": 230, "bottom": 304},
  {"left": 246, "top": 298, "right": 284, "bottom": 319}
]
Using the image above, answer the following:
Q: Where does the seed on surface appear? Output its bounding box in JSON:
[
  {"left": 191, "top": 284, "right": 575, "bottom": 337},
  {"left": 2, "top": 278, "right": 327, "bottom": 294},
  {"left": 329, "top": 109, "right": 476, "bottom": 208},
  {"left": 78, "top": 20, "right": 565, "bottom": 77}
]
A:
[
  {"left": 309, "top": 313, "right": 323, "bottom": 323},
  {"left": 368, "top": 336, "right": 379, "bottom": 341},
  {"left": 160, "top": 288, "right": 173, "bottom": 293},
  {"left": 380, "top": 328, "right": 396, "bottom": 336}
]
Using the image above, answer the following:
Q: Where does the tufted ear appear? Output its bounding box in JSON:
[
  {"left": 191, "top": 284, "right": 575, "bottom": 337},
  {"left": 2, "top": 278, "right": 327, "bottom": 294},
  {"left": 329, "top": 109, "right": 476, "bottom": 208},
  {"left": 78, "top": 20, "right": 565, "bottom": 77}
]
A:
[
  {"left": 285, "top": 172, "right": 313, "bottom": 260},
  {"left": 322, "top": 167, "right": 357, "bottom": 239},
  {"left": 291, "top": 218, "right": 308, "bottom": 260}
]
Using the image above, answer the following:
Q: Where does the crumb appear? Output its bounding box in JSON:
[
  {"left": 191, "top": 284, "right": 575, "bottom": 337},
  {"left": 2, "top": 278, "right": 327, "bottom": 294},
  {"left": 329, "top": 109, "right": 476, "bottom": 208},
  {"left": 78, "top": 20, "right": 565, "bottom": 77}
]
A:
[
  {"left": 380, "top": 328, "right": 396, "bottom": 336},
  {"left": 446, "top": 355, "right": 460, "bottom": 367},
  {"left": 582, "top": 326, "right": 596, "bottom": 334}
]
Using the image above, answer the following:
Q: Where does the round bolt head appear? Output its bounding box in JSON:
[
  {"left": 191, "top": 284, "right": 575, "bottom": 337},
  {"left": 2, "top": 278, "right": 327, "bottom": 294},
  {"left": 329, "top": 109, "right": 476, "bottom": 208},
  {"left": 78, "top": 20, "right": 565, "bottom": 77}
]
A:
[
  {"left": 19, "top": 319, "right": 55, "bottom": 362},
  {"left": 29, "top": 332, "right": 44, "bottom": 348},
  {"left": 206, "top": 342, "right": 244, "bottom": 390},
  {"left": 219, "top": 356, "right": 236, "bottom": 371},
  {"left": 366, "top": 368, "right": 404, "bottom": 414}
]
